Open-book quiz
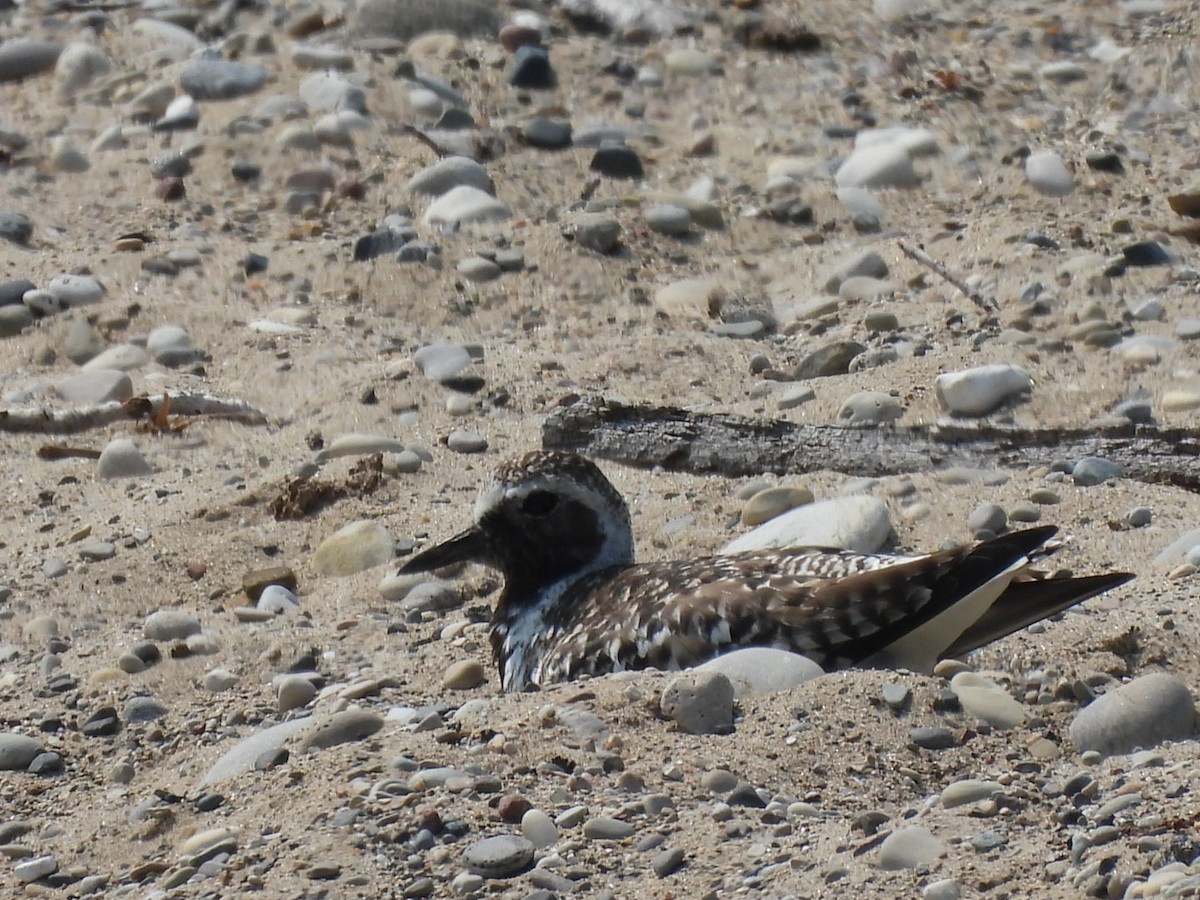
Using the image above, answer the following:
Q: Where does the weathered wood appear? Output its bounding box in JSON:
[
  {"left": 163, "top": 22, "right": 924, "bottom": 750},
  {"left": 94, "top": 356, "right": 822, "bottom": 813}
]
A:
[{"left": 541, "top": 397, "right": 1200, "bottom": 490}]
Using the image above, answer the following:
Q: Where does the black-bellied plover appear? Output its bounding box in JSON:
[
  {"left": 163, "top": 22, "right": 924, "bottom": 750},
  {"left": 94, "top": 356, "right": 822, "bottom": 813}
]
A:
[{"left": 401, "top": 451, "right": 1133, "bottom": 691}]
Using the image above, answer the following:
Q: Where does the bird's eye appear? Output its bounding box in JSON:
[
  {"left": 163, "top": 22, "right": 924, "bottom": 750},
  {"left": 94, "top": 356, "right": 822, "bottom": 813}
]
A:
[{"left": 521, "top": 490, "right": 559, "bottom": 517}]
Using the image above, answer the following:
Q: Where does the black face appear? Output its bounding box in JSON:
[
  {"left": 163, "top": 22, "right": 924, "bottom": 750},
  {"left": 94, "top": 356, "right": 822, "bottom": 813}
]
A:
[
  {"left": 399, "top": 486, "right": 611, "bottom": 608},
  {"left": 478, "top": 490, "right": 607, "bottom": 603}
]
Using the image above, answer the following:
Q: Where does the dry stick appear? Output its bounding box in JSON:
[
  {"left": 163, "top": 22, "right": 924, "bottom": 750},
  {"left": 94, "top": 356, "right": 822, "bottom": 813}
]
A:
[
  {"left": 897, "top": 239, "right": 997, "bottom": 313},
  {"left": 0, "top": 392, "right": 270, "bottom": 435}
]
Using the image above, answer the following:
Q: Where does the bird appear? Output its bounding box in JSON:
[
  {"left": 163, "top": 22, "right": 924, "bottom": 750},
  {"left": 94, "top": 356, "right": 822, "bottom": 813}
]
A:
[{"left": 399, "top": 450, "right": 1134, "bottom": 691}]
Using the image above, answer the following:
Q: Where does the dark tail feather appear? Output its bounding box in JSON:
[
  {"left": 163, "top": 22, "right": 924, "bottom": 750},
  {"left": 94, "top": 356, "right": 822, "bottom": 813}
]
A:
[{"left": 942, "top": 571, "right": 1135, "bottom": 659}]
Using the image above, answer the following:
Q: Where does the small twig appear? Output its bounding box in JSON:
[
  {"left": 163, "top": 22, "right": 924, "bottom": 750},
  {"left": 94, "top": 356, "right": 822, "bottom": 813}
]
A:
[
  {"left": 401, "top": 124, "right": 452, "bottom": 159},
  {"left": 897, "top": 239, "right": 997, "bottom": 313},
  {"left": 1, "top": 392, "right": 270, "bottom": 434}
]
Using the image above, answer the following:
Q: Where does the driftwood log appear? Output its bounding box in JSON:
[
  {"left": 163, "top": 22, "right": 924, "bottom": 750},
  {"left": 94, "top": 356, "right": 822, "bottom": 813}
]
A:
[{"left": 541, "top": 397, "right": 1200, "bottom": 491}]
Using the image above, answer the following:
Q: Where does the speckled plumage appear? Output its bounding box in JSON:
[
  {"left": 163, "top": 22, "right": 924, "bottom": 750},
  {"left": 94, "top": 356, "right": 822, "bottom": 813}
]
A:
[{"left": 400, "top": 451, "right": 1133, "bottom": 691}]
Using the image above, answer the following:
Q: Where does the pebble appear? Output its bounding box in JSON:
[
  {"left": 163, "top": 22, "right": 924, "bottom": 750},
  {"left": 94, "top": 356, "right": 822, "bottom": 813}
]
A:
[
  {"left": 276, "top": 675, "right": 318, "bottom": 712},
  {"left": 124, "top": 695, "right": 168, "bottom": 723},
  {"left": 312, "top": 520, "right": 395, "bottom": 576},
  {"left": 298, "top": 708, "right": 384, "bottom": 752},
  {"left": 968, "top": 503, "right": 1007, "bottom": 536},
  {"left": 877, "top": 826, "right": 946, "bottom": 869},
  {"left": 923, "top": 880, "right": 961, "bottom": 900},
  {"left": 651, "top": 847, "right": 685, "bottom": 876},
  {"left": 257, "top": 584, "right": 299, "bottom": 614},
  {"left": 724, "top": 495, "right": 891, "bottom": 554},
  {"left": 0, "top": 733, "right": 43, "bottom": 770},
  {"left": 82, "top": 343, "right": 150, "bottom": 372},
  {"left": 508, "top": 44, "right": 556, "bottom": 89},
  {"left": 1069, "top": 673, "right": 1197, "bottom": 756},
  {"left": 950, "top": 672, "right": 1025, "bottom": 729},
  {"left": 835, "top": 143, "right": 919, "bottom": 189},
  {"left": 315, "top": 433, "right": 406, "bottom": 462},
  {"left": 462, "top": 835, "right": 534, "bottom": 877},
  {"left": 696, "top": 648, "right": 823, "bottom": 697},
  {"left": 778, "top": 385, "right": 816, "bottom": 410},
  {"left": 423, "top": 186, "right": 511, "bottom": 227},
  {"left": 521, "top": 809, "right": 558, "bottom": 848},
  {"left": 644, "top": 204, "right": 692, "bottom": 236},
  {"left": 0, "top": 304, "right": 32, "bottom": 336},
  {"left": 443, "top": 659, "right": 486, "bottom": 690},
  {"left": 941, "top": 779, "right": 1002, "bottom": 808},
  {"left": 447, "top": 430, "right": 488, "bottom": 454},
  {"left": 180, "top": 57, "right": 267, "bottom": 100},
  {"left": 457, "top": 256, "right": 502, "bottom": 282},
  {"left": 14, "top": 854, "right": 57, "bottom": 883},
  {"left": 1125, "top": 507, "right": 1153, "bottom": 528},
  {"left": 1072, "top": 457, "right": 1123, "bottom": 486},
  {"left": 143, "top": 610, "right": 201, "bottom": 641},
  {"left": 407, "top": 156, "right": 493, "bottom": 197},
  {"left": 740, "top": 486, "right": 814, "bottom": 526},
  {"left": 582, "top": 816, "right": 636, "bottom": 839},
  {"left": 414, "top": 343, "right": 472, "bottom": 381},
  {"left": 55, "top": 42, "right": 109, "bottom": 99},
  {"left": 935, "top": 364, "right": 1032, "bottom": 416},
  {"left": 590, "top": 143, "right": 644, "bottom": 179},
  {"left": 523, "top": 116, "right": 572, "bottom": 148},
  {"left": 572, "top": 213, "right": 622, "bottom": 254},
  {"left": 1026, "top": 151, "right": 1075, "bottom": 196},
  {"left": 836, "top": 391, "right": 902, "bottom": 425},
  {"left": 78, "top": 540, "right": 116, "bottom": 561},
  {"left": 55, "top": 370, "right": 133, "bottom": 404},
  {"left": 910, "top": 726, "right": 957, "bottom": 750},
  {"left": 660, "top": 670, "right": 734, "bottom": 734},
  {"left": 47, "top": 274, "right": 104, "bottom": 308},
  {"left": 198, "top": 718, "right": 311, "bottom": 787}
]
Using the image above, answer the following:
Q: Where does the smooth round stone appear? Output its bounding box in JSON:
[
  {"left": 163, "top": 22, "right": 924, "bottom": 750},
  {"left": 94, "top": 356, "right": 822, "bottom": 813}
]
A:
[
  {"left": 298, "top": 708, "right": 384, "bottom": 752},
  {"left": 203, "top": 668, "right": 238, "bottom": 692},
  {"left": 257, "top": 584, "right": 299, "bottom": 614},
  {"left": 291, "top": 44, "right": 354, "bottom": 70},
  {"left": 14, "top": 854, "right": 57, "bottom": 883},
  {"left": 660, "top": 670, "right": 734, "bottom": 734},
  {"left": 82, "top": 344, "right": 149, "bottom": 372},
  {"left": 299, "top": 72, "right": 365, "bottom": 111},
  {"left": 822, "top": 249, "right": 889, "bottom": 294},
  {"left": 313, "top": 520, "right": 395, "bottom": 577},
  {"left": 572, "top": 213, "right": 621, "bottom": 253},
  {"left": 55, "top": 42, "right": 109, "bottom": 99},
  {"left": 277, "top": 675, "right": 318, "bottom": 712},
  {"left": 724, "top": 494, "right": 891, "bottom": 554},
  {"left": 313, "top": 113, "right": 354, "bottom": 147},
  {"left": 63, "top": 318, "right": 105, "bottom": 363},
  {"left": 1009, "top": 502, "right": 1041, "bottom": 523},
  {"left": 696, "top": 648, "right": 823, "bottom": 698},
  {"left": 654, "top": 278, "right": 722, "bottom": 318},
  {"left": 590, "top": 143, "right": 644, "bottom": 179},
  {"left": 664, "top": 48, "right": 714, "bottom": 75},
  {"left": 54, "top": 370, "right": 133, "bottom": 404},
  {"left": 47, "top": 274, "right": 103, "bottom": 307},
  {"left": 701, "top": 769, "right": 738, "bottom": 792},
  {"left": 836, "top": 391, "right": 902, "bottom": 426},
  {"left": 124, "top": 695, "right": 168, "bottom": 723},
  {"left": 968, "top": 503, "right": 1006, "bottom": 536},
  {"left": 180, "top": 57, "right": 267, "bottom": 100},
  {"left": 1125, "top": 507, "right": 1152, "bottom": 528},
  {"left": 1040, "top": 61, "right": 1088, "bottom": 83},
  {"left": 423, "top": 186, "right": 511, "bottom": 227},
  {"left": 279, "top": 124, "right": 320, "bottom": 151},
  {"left": 941, "top": 779, "right": 1002, "bottom": 808},
  {"left": 1026, "top": 151, "right": 1074, "bottom": 196},
  {"left": 1069, "top": 673, "right": 1197, "bottom": 756},
  {"left": 0, "top": 733, "right": 43, "bottom": 770},
  {"left": 778, "top": 385, "right": 816, "bottom": 410},
  {"left": 741, "top": 486, "right": 814, "bottom": 526},
  {"left": 143, "top": 609, "right": 201, "bottom": 641},
  {"left": 78, "top": 540, "right": 116, "bottom": 561},
  {"left": 644, "top": 204, "right": 692, "bottom": 236},
  {"left": 407, "top": 156, "right": 492, "bottom": 197},
  {"left": 443, "top": 659, "right": 486, "bottom": 690},
  {"left": 523, "top": 116, "right": 571, "bottom": 148},
  {"left": 935, "top": 364, "right": 1031, "bottom": 416},
  {"left": 835, "top": 143, "right": 919, "bottom": 189},
  {"left": 457, "top": 256, "right": 502, "bottom": 282},
  {"left": 0, "top": 219, "right": 35, "bottom": 260},
  {"left": 582, "top": 816, "right": 636, "bottom": 840},
  {"left": 97, "top": 439, "right": 152, "bottom": 479},
  {"left": 877, "top": 826, "right": 946, "bottom": 870},
  {"left": 950, "top": 672, "right": 1025, "bottom": 729},
  {"left": 42, "top": 557, "right": 68, "bottom": 578},
  {"left": 197, "top": 717, "right": 310, "bottom": 787},
  {"left": 1073, "top": 457, "right": 1123, "bottom": 486},
  {"left": 462, "top": 835, "right": 534, "bottom": 877},
  {"left": 397, "top": 581, "right": 461, "bottom": 613},
  {"left": 839, "top": 277, "right": 895, "bottom": 302},
  {"left": 0, "top": 39, "right": 62, "bottom": 82},
  {"left": 146, "top": 325, "right": 192, "bottom": 362},
  {"left": 391, "top": 450, "right": 423, "bottom": 474},
  {"left": 910, "top": 725, "right": 956, "bottom": 750},
  {"left": 521, "top": 809, "right": 558, "bottom": 848},
  {"left": 447, "top": 430, "right": 488, "bottom": 454},
  {"left": 507, "top": 44, "right": 556, "bottom": 89},
  {"left": 1163, "top": 390, "right": 1200, "bottom": 412},
  {"left": 315, "top": 433, "right": 406, "bottom": 462}
]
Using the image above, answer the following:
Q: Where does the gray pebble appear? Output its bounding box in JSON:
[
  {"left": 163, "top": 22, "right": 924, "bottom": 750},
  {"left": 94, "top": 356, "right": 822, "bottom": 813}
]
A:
[
  {"left": 696, "top": 647, "right": 822, "bottom": 698},
  {"left": 910, "top": 726, "right": 956, "bottom": 750},
  {"left": 836, "top": 390, "right": 902, "bottom": 426},
  {"left": 1124, "top": 507, "right": 1152, "bottom": 528},
  {"left": 877, "top": 826, "right": 946, "bottom": 870},
  {"left": 407, "top": 156, "right": 492, "bottom": 196},
  {"left": 298, "top": 708, "right": 384, "bottom": 751},
  {"left": 1072, "top": 457, "right": 1123, "bottom": 486},
  {"left": 457, "top": 256, "right": 502, "bottom": 282},
  {"left": 582, "top": 816, "right": 636, "bottom": 839},
  {"left": 447, "top": 430, "right": 488, "bottom": 454},
  {"left": 144, "top": 609, "right": 201, "bottom": 641},
  {"left": 1008, "top": 502, "right": 1041, "bottom": 523},
  {"left": 462, "top": 834, "right": 534, "bottom": 877},
  {"left": 180, "top": 57, "right": 267, "bottom": 100},
  {"left": 644, "top": 204, "right": 692, "bottom": 236},
  {"left": 660, "top": 670, "right": 734, "bottom": 734},
  {"left": 777, "top": 384, "right": 816, "bottom": 410},
  {"left": 651, "top": 847, "right": 685, "bottom": 876},
  {"left": 42, "top": 557, "right": 68, "bottom": 579},
  {"left": 97, "top": 439, "right": 152, "bottom": 479},
  {"left": 1069, "top": 673, "right": 1197, "bottom": 756},
  {"left": 0, "top": 733, "right": 44, "bottom": 770},
  {"left": 14, "top": 853, "right": 57, "bottom": 883},
  {"left": 572, "top": 213, "right": 621, "bottom": 254},
  {"left": 0, "top": 304, "right": 33, "bottom": 335},
  {"left": 0, "top": 210, "right": 34, "bottom": 246},
  {"left": 968, "top": 503, "right": 1007, "bottom": 536},
  {"left": 78, "top": 540, "right": 116, "bottom": 561},
  {"left": 123, "top": 695, "right": 168, "bottom": 723},
  {"left": 0, "top": 39, "right": 62, "bottom": 83}
]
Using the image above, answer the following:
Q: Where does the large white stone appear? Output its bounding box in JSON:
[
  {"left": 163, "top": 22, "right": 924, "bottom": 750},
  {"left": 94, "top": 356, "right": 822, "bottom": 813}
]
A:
[
  {"left": 423, "top": 186, "right": 511, "bottom": 227},
  {"left": 1025, "top": 151, "right": 1074, "bottom": 196},
  {"left": 835, "top": 143, "right": 919, "bottom": 189},
  {"left": 723, "top": 494, "right": 892, "bottom": 554},
  {"left": 935, "top": 364, "right": 1032, "bottom": 417}
]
